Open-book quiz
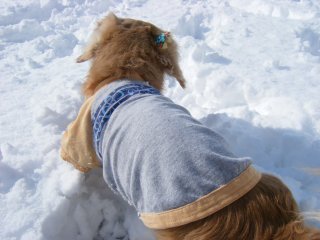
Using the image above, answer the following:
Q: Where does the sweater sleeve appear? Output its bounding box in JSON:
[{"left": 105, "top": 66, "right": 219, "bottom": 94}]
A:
[{"left": 60, "top": 96, "right": 101, "bottom": 173}]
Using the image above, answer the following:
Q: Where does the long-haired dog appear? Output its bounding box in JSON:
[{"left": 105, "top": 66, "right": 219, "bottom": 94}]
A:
[{"left": 61, "top": 13, "right": 320, "bottom": 240}]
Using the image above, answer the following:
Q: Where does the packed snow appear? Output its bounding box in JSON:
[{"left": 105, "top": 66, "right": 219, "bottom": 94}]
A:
[{"left": 1, "top": 0, "right": 320, "bottom": 239}]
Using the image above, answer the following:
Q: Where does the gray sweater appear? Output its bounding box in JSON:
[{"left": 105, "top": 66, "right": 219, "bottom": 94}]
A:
[{"left": 91, "top": 80, "right": 253, "bottom": 216}]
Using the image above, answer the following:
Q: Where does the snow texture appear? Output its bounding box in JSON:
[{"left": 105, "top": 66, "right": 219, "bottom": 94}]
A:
[{"left": 0, "top": 0, "right": 320, "bottom": 239}]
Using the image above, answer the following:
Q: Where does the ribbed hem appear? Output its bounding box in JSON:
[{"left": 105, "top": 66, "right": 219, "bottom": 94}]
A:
[{"left": 140, "top": 166, "right": 261, "bottom": 229}]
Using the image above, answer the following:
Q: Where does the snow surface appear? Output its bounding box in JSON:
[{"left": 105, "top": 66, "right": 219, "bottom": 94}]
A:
[{"left": 1, "top": 0, "right": 320, "bottom": 239}]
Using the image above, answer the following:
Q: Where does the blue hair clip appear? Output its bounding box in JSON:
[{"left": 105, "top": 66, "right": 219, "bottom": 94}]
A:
[{"left": 155, "top": 32, "right": 170, "bottom": 49}]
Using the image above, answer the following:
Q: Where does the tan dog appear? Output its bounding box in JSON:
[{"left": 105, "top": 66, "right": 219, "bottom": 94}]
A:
[{"left": 62, "top": 13, "right": 320, "bottom": 240}]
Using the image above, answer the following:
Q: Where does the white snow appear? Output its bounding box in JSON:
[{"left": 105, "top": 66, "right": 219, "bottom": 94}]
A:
[{"left": 0, "top": 0, "right": 319, "bottom": 239}]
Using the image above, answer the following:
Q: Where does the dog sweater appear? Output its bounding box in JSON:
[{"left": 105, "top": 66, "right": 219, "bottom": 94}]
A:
[{"left": 89, "top": 80, "right": 261, "bottom": 229}]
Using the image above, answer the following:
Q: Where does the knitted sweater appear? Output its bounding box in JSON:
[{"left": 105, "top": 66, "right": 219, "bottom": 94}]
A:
[{"left": 61, "top": 80, "right": 261, "bottom": 229}]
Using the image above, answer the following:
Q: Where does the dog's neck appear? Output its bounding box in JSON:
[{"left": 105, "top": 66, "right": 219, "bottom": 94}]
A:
[{"left": 93, "top": 72, "right": 146, "bottom": 96}]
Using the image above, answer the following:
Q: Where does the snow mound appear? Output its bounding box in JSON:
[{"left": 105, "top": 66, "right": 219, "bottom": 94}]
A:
[{"left": 1, "top": 0, "right": 319, "bottom": 239}]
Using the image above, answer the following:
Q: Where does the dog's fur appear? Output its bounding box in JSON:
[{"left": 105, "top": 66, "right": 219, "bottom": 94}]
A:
[
  {"left": 77, "top": 13, "right": 320, "bottom": 240},
  {"left": 77, "top": 12, "right": 185, "bottom": 98}
]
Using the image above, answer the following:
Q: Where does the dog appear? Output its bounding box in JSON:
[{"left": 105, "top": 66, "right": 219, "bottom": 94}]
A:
[{"left": 61, "top": 13, "right": 320, "bottom": 240}]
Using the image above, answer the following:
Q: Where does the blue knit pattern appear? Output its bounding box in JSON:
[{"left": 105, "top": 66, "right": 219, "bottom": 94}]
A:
[{"left": 92, "top": 83, "right": 161, "bottom": 160}]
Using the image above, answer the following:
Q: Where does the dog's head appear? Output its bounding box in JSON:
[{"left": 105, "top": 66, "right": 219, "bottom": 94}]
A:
[{"left": 77, "top": 13, "right": 186, "bottom": 98}]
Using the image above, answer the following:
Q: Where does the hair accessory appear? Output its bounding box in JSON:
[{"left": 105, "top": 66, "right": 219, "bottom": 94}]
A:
[{"left": 155, "top": 32, "right": 170, "bottom": 49}]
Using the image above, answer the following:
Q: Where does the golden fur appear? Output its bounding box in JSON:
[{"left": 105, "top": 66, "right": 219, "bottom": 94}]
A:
[
  {"left": 77, "top": 12, "right": 185, "bottom": 97},
  {"left": 77, "top": 13, "right": 320, "bottom": 240}
]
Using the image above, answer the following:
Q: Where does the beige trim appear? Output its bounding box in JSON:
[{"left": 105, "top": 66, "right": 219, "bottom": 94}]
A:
[{"left": 140, "top": 166, "right": 261, "bottom": 229}]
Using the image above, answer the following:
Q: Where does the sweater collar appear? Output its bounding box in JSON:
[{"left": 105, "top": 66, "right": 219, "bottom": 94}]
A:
[{"left": 92, "top": 82, "right": 161, "bottom": 160}]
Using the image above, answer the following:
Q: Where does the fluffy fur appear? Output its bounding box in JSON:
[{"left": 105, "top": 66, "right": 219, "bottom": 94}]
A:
[
  {"left": 77, "top": 12, "right": 185, "bottom": 98},
  {"left": 77, "top": 13, "right": 320, "bottom": 240}
]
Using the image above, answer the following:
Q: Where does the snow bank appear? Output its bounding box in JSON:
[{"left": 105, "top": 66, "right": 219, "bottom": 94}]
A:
[{"left": 1, "top": 0, "right": 319, "bottom": 239}]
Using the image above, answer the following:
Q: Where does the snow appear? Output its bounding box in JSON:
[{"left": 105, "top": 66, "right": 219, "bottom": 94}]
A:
[{"left": 0, "top": 0, "right": 319, "bottom": 239}]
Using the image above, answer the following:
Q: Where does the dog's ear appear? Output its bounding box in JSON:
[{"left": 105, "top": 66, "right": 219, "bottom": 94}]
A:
[
  {"left": 154, "top": 33, "right": 186, "bottom": 89},
  {"left": 168, "top": 54, "right": 186, "bottom": 89},
  {"left": 76, "top": 12, "right": 119, "bottom": 63}
]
